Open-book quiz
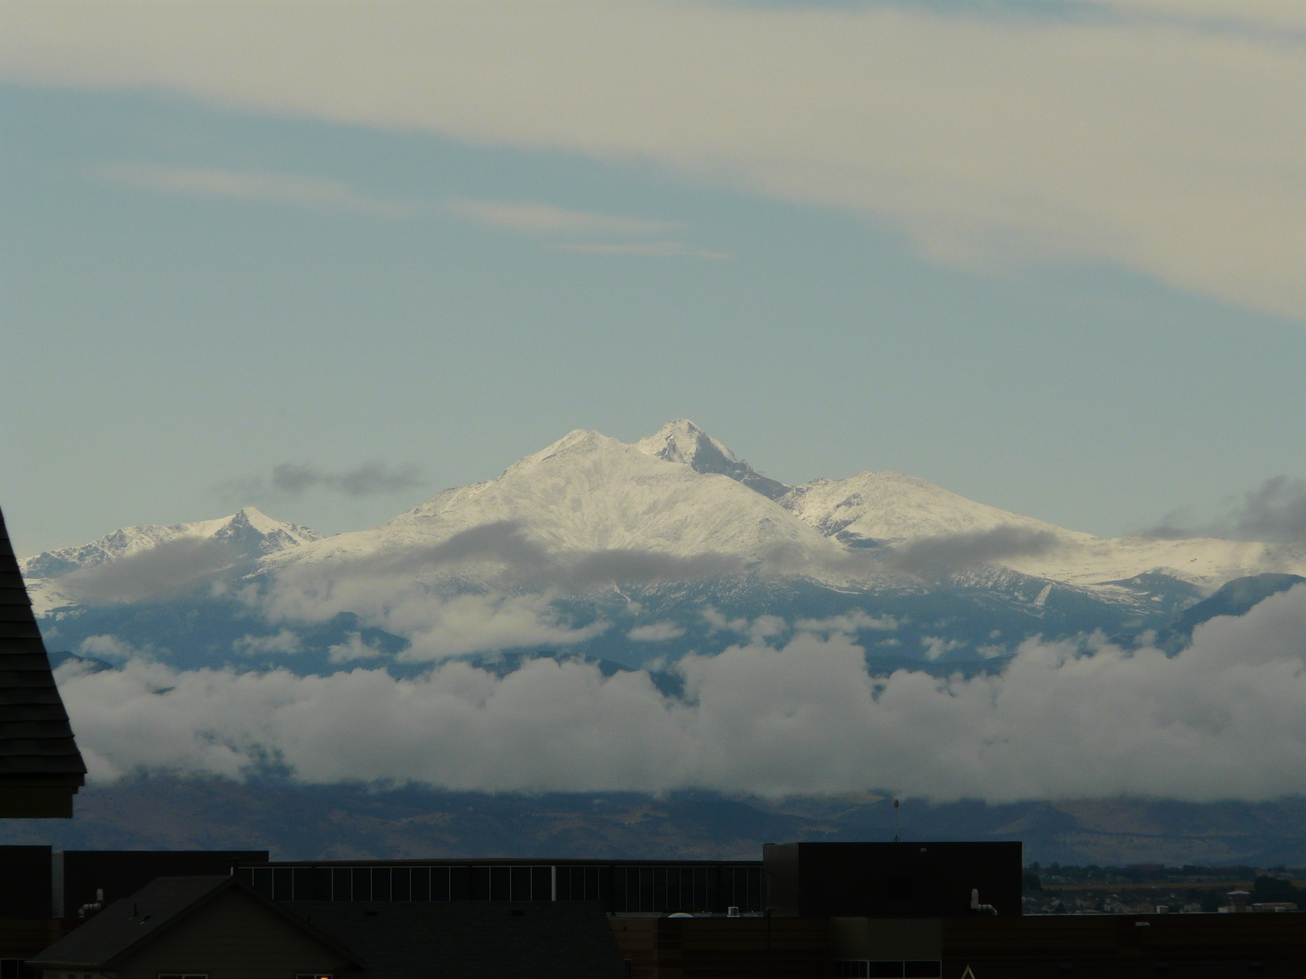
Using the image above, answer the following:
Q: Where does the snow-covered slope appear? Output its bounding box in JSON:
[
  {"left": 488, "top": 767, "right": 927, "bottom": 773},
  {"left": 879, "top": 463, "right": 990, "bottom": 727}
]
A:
[
  {"left": 779, "top": 471, "right": 1078, "bottom": 544},
  {"left": 269, "top": 428, "right": 842, "bottom": 576},
  {"left": 1004, "top": 534, "right": 1301, "bottom": 590},
  {"left": 21, "top": 508, "right": 322, "bottom": 614},
  {"left": 24, "top": 420, "right": 1306, "bottom": 671},
  {"left": 21, "top": 507, "right": 321, "bottom": 579},
  {"left": 635, "top": 419, "right": 789, "bottom": 500},
  {"left": 25, "top": 422, "right": 1306, "bottom": 617},
  {"left": 776, "top": 470, "right": 1305, "bottom": 589}
]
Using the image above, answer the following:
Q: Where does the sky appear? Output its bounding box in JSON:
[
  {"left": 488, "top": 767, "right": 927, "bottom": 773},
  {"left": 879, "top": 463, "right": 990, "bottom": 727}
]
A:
[{"left": 5, "top": 0, "right": 1306, "bottom": 556}]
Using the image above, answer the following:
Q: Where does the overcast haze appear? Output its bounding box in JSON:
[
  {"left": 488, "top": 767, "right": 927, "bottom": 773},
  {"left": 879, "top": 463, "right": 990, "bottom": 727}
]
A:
[{"left": 4, "top": 0, "right": 1306, "bottom": 556}]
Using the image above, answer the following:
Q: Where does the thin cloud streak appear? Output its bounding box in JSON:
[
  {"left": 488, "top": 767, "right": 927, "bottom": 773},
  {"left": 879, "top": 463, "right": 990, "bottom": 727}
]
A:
[
  {"left": 93, "top": 163, "right": 419, "bottom": 217},
  {"left": 8, "top": 3, "right": 1306, "bottom": 318},
  {"left": 447, "top": 198, "right": 677, "bottom": 235},
  {"left": 223, "top": 462, "right": 426, "bottom": 503},
  {"left": 557, "top": 242, "right": 733, "bottom": 260}
]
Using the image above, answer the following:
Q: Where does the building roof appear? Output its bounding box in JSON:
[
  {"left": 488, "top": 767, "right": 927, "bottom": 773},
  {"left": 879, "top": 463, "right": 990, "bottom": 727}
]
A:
[
  {"left": 30, "top": 876, "right": 361, "bottom": 970},
  {"left": 285, "top": 901, "right": 626, "bottom": 979},
  {"left": 0, "top": 506, "right": 85, "bottom": 817}
]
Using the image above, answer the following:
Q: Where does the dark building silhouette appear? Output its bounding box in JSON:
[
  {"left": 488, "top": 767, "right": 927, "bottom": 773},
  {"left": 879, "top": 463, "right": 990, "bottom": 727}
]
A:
[
  {"left": 0, "top": 846, "right": 269, "bottom": 923},
  {"left": 29, "top": 875, "right": 625, "bottom": 979},
  {"left": 763, "top": 842, "right": 1022, "bottom": 918},
  {"left": 11, "top": 844, "right": 1306, "bottom": 978},
  {"left": 28, "top": 876, "right": 361, "bottom": 979},
  {"left": 234, "top": 858, "right": 762, "bottom": 914},
  {"left": 0, "top": 507, "right": 85, "bottom": 817}
]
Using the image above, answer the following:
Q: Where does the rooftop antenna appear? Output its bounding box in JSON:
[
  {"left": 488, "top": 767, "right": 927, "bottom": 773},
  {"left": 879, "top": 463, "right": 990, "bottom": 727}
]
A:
[{"left": 893, "top": 798, "right": 900, "bottom": 842}]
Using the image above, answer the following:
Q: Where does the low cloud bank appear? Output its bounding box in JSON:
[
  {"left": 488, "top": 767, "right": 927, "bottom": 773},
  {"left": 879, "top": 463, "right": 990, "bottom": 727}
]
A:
[
  {"left": 884, "top": 526, "right": 1061, "bottom": 573},
  {"left": 57, "top": 584, "right": 1306, "bottom": 802},
  {"left": 62, "top": 538, "right": 235, "bottom": 603},
  {"left": 1144, "top": 476, "right": 1306, "bottom": 543},
  {"left": 257, "top": 521, "right": 1056, "bottom": 653}
]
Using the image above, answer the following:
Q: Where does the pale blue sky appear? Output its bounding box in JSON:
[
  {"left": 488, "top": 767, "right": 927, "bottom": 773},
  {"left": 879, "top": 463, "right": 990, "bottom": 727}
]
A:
[{"left": 4, "top": 1, "right": 1305, "bottom": 555}]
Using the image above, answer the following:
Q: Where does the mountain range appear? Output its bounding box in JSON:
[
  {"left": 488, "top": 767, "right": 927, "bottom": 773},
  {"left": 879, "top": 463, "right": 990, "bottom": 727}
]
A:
[{"left": 20, "top": 420, "right": 1306, "bottom": 676}]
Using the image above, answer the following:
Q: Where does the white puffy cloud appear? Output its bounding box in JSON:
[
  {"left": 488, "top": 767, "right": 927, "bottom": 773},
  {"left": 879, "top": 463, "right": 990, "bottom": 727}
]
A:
[
  {"left": 627, "top": 621, "right": 686, "bottom": 642},
  {"left": 56, "top": 584, "right": 1306, "bottom": 802},
  {"left": 921, "top": 636, "right": 966, "bottom": 661},
  {"left": 259, "top": 557, "right": 609, "bottom": 660},
  {"left": 77, "top": 634, "right": 143, "bottom": 661},
  {"left": 327, "top": 633, "right": 384, "bottom": 664},
  {"left": 794, "top": 611, "right": 899, "bottom": 635},
  {"left": 4, "top": 3, "right": 1306, "bottom": 319},
  {"left": 233, "top": 630, "right": 302, "bottom": 656},
  {"left": 700, "top": 607, "right": 784, "bottom": 642}
]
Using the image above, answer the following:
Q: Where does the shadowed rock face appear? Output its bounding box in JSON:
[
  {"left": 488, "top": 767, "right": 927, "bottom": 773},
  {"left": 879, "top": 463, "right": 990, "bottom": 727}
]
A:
[
  {"left": 679, "top": 431, "right": 791, "bottom": 500},
  {"left": 0, "top": 506, "right": 85, "bottom": 817}
]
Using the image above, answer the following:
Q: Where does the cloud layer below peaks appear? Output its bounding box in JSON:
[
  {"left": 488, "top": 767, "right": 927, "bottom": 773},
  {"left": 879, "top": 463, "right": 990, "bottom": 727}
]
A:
[{"left": 57, "top": 582, "right": 1306, "bottom": 802}]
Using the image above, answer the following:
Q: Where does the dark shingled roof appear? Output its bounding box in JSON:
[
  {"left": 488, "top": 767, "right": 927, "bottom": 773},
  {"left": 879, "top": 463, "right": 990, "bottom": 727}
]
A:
[
  {"left": 0, "top": 506, "right": 85, "bottom": 817},
  {"left": 285, "top": 901, "right": 626, "bottom": 979},
  {"left": 30, "top": 876, "right": 361, "bottom": 970}
]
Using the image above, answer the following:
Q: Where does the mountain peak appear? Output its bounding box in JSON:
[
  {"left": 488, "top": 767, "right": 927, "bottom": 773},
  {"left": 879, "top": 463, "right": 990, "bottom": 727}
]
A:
[
  {"left": 20, "top": 508, "right": 322, "bottom": 582},
  {"left": 506, "top": 429, "right": 624, "bottom": 475},
  {"left": 635, "top": 420, "right": 790, "bottom": 500}
]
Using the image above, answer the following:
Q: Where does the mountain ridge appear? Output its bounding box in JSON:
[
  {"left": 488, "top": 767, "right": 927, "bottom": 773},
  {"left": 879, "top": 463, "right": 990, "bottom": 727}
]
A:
[{"left": 18, "top": 421, "right": 1306, "bottom": 669}]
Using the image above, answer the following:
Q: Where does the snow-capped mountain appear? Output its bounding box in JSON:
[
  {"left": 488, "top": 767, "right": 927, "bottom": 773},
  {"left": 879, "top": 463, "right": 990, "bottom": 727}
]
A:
[
  {"left": 20, "top": 421, "right": 1306, "bottom": 671},
  {"left": 634, "top": 419, "right": 789, "bottom": 500},
  {"left": 22, "top": 508, "right": 321, "bottom": 615},
  {"left": 263, "top": 426, "right": 841, "bottom": 576},
  {"left": 22, "top": 507, "right": 320, "bottom": 579},
  {"left": 771, "top": 468, "right": 1298, "bottom": 589},
  {"left": 778, "top": 471, "right": 1078, "bottom": 545}
]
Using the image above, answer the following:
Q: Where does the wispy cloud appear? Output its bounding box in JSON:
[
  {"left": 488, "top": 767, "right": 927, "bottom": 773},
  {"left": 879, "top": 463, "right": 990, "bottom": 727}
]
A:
[
  {"left": 13, "top": 3, "right": 1306, "bottom": 318},
  {"left": 93, "top": 163, "right": 418, "bottom": 218},
  {"left": 1141, "top": 476, "right": 1306, "bottom": 543},
  {"left": 223, "top": 461, "right": 425, "bottom": 503},
  {"left": 558, "top": 242, "right": 733, "bottom": 260},
  {"left": 447, "top": 198, "right": 675, "bottom": 235},
  {"left": 448, "top": 200, "right": 728, "bottom": 259}
]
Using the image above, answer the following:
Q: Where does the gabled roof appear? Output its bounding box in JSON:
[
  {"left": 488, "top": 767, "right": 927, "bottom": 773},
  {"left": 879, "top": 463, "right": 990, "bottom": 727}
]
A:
[
  {"left": 0, "top": 506, "right": 85, "bottom": 817},
  {"left": 30, "top": 876, "right": 363, "bottom": 970}
]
